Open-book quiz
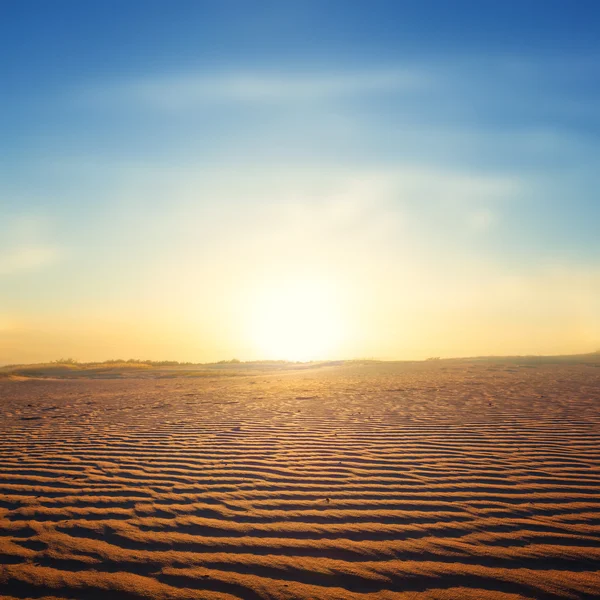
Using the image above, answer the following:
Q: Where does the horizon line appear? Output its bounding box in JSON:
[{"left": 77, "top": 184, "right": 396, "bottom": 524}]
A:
[{"left": 3, "top": 350, "right": 600, "bottom": 370}]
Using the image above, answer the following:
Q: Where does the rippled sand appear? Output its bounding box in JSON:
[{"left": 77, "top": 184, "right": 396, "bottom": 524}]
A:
[{"left": 1, "top": 360, "right": 599, "bottom": 599}]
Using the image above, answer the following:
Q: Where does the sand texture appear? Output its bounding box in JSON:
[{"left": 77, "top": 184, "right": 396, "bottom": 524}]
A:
[{"left": 1, "top": 360, "right": 599, "bottom": 599}]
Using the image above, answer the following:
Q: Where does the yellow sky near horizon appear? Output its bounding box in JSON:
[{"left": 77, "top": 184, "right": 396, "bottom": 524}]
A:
[
  {"left": 2, "top": 253, "right": 598, "bottom": 365},
  {"left": 2, "top": 164, "right": 600, "bottom": 365}
]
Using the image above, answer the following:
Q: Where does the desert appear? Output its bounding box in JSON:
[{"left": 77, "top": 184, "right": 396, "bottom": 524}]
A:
[
  {"left": 1, "top": 357, "right": 599, "bottom": 599},
  {"left": 4, "top": 2, "right": 600, "bottom": 598}
]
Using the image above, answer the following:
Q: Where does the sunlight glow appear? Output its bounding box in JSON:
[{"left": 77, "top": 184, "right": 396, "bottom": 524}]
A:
[{"left": 248, "top": 277, "right": 345, "bottom": 362}]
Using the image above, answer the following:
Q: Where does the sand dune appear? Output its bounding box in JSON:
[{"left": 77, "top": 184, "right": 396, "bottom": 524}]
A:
[{"left": 1, "top": 360, "right": 599, "bottom": 599}]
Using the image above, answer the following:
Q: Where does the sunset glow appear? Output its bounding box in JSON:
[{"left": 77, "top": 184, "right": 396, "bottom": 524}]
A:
[
  {"left": 1, "top": 1, "right": 599, "bottom": 365},
  {"left": 248, "top": 278, "right": 346, "bottom": 361}
]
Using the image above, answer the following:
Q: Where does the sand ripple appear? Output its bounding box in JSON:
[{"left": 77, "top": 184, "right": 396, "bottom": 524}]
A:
[{"left": 1, "top": 361, "right": 599, "bottom": 599}]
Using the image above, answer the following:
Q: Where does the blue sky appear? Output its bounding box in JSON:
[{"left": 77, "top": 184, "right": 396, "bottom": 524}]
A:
[{"left": 1, "top": 1, "right": 599, "bottom": 363}]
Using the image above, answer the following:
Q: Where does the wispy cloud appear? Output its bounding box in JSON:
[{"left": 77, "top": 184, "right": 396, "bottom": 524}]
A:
[
  {"left": 467, "top": 208, "right": 497, "bottom": 231},
  {"left": 78, "top": 68, "right": 429, "bottom": 110},
  {"left": 0, "top": 245, "right": 61, "bottom": 276},
  {"left": 0, "top": 216, "right": 62, "bottom": 276}
]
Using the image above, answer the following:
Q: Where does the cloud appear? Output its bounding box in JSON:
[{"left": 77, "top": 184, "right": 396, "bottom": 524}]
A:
[
  {"left": 77, "top": 68, "right": 429, "bottom": 110},
  {"left": 467, "top": 208, "right": 496, "bottom": 231},
  {"left": 0, "top": 216, "right": 62, "bottom": 276},
  {"left": 0, "top": 245, "right": 61, "bottom": 276}
]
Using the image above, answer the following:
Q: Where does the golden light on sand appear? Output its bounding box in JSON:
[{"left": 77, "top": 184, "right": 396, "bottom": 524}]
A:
[{"left": 249, "top": 277, "right": 345, "bottom": 361}]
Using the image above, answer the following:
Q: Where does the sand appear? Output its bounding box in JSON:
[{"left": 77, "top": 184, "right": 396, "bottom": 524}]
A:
[{"left": 1, "top": 360, "right": 599, "bottom": 599}]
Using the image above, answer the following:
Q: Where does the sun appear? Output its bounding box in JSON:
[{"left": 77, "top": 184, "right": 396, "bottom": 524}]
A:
[{"left": 248, "top": 277, "right": 345, "bottom": 362}]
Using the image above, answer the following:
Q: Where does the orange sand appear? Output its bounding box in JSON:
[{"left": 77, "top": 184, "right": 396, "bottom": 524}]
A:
[{"left": 1, "top": 360, "right": 599, "bottom": 599}]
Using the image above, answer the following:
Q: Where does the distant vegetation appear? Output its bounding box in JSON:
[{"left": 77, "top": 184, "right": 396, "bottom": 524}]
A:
[
  {"left": 3, "top": 358, "right": 249, "bottom": 370},
  {"left": 1, "top": 353, "right": 599, "bottom": 380},
  {"left": 0, "top": 357, "right": 342, "bottom": 380}
]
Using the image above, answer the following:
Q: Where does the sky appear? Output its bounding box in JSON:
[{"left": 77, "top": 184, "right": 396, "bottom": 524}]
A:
[{"left": 1, "top": 0, "right": 600, "bottom": 364}]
